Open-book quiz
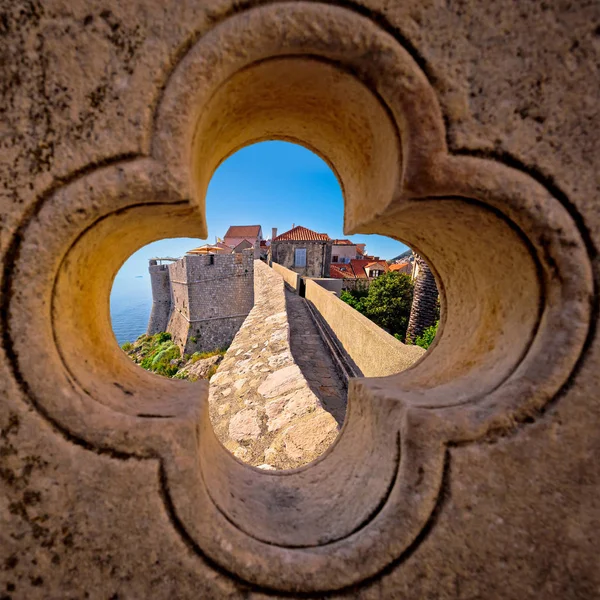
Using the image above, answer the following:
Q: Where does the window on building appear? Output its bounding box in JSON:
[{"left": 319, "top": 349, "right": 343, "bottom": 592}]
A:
[
  {"left": 332, "top": 255, "right": 339, "bottom": 262},
  {"left": 294, "top": 248, "right": 307, "bottom": 267}
]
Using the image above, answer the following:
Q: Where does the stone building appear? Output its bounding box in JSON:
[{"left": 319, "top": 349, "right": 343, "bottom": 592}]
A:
[
  {"left": 147, "top": 258, "right": 176, "bottom": 335},
  {"left": 223, "top": 225, "right": 263, "bottom": 249},
  {"left": 329, "top": 258, "right": 389, "bottom": 290},
  {"left": 270, "top": 225, "right": 332, "bottom": 278},
  {"left": 331, "top": 239, "right": 360, "bottom": 263},
  {"left": 148, "top": 250, "right": 254, "bottom": 354}
]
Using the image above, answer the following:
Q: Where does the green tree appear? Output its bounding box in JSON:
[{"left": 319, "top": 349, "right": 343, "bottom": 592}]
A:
[
  {"left": 361, "top": 272, "right": 414, "bottom": 340},
  {"left": 415, "top": 321, "right": 439, "bottom": 349},
  {"left": 340, "top": 288, "right": 368, "bottom": 313}
]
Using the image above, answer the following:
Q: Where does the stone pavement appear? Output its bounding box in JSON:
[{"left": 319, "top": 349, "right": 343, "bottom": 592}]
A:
[
  {"left": 208, "top": 261, "right": 347, "bottom": 469},
  {"left": 284, "top": 289, "right": 346, "bottom": 426}
]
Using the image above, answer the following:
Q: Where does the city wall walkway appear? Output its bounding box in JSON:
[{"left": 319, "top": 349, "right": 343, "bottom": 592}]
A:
[{"left": 208, "top": 260, "right": 345, "bottom": 469}]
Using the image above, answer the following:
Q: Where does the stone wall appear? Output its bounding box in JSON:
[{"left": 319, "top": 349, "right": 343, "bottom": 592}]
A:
[
  {"left": 209, "top": 261, "right": 339, "bottom": 469},
  {"left": 146, "top": 261, "right": 172, "bottom": 334},
  {"left": 305, "top": 279, "right": 425, "bottom": 377},
  {"left": 271, "top": 240, "right": 332, "bottom": 278},
  {"left": 271, "top": 260, "right": 300, "bottom": 291},
  {"left": 167, "top": 250, "right": 254, "bottom": 354},
  {"left": 310, "top": 277, "right": 343, "bottom": 297}
]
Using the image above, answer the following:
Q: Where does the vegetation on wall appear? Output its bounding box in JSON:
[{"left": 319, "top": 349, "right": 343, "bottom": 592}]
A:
[
  {"left": 341, "top": 272, "right": 414, "bottom": 341},
  {"left": 122, "top": 332, "right": 181, "bottom": 376},
  {"left": 121, "top": 332, "right": 226, "bottom": 380}
]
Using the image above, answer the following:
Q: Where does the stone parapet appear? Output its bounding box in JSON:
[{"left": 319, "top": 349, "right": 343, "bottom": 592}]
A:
[
  {"left": 271, "top": 261, "right": 300, "bottom": 292},
  {"left": 305, "top": 278, "right": 425, "bottom": 377}
]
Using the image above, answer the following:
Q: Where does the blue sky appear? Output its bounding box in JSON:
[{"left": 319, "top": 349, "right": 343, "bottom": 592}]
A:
[{"left": 114, "top": 141, "right": 408, "bottom": 279}]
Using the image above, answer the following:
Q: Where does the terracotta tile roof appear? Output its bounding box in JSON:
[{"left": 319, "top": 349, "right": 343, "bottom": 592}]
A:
[
  {"left": 329, "top": 264, "right": 351, "bottom": 279},
  {"left": 332, "top": 260, "right": 389, "bottom": 279},
  {"left": 389, "top": 261, "right": 411, "bottom": 273},
  {"left": 273, "top": 225, "right": 330, "bottom": 242},
  {"left": 332, "top": 239, "right": 354, "bottom": 245},
  {"left": 348, "top": 259, "right": 372, "bottom": 278},
  {"left": 366, "top": 261, "right": 388, "bottom": 270},
  {"left": 224, "top": 225, "right": 262, "bottom": 239}
]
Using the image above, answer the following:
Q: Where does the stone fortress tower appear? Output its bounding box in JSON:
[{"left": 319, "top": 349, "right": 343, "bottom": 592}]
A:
[
  {"left": 147, "top": 260, "right": 173, "bottom": 335},
  {"left": 147, "top": 250, "right": 254, "bottom": 354}
]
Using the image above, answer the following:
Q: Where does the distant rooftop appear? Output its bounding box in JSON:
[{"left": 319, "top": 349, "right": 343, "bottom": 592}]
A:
[
  {"left": 224, "top": 225, "right": 262, "bottom": 239},
  {"left": 273, "top": 225, "right": 330, "bottom": 242}
]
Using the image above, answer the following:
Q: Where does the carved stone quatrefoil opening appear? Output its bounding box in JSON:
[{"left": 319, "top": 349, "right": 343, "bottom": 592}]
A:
[{"left": 5, "top": 2, "right": 592, "bottom": 594}]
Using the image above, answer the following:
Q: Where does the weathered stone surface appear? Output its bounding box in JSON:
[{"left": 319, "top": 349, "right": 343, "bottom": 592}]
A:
[
  {"left": 228, "top": 408, "right": 262, "bottom": 442},
  {"left": 1, "top": 1, "right": 598, "bottom": 597},
  {"left": 176, "top": 354, "right": 223, "bottom": 380},
  {"left": 257, "top": 364, "right": 305, "bottom": 398}
]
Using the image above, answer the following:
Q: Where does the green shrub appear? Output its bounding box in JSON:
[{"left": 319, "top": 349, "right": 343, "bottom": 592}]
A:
[
  {"left": 342, "top": 273, "right": 414, "bottom": 340},
  {"left": 121, "top": 341, "right": 133, "bottom": 352},
  {"left": 340, "top": 289, "right": 367, "bottom": 314},
  {"left": 415, "top": 321, "right": 439, "bottom": 350},
  {"left": 133, "top": 333, "right": 181, "bottom": 377}
]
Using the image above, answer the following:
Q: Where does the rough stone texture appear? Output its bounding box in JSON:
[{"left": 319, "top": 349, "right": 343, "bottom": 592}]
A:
[
  {"left": 1, "top": 0, "right": 598, "bottom": 597},
  {"left": 406, "top": 254, "right": 439, "bottom": 342},
  {"left": 176, "top": 353, "right": 223, "bottom": 380},
  {"left": 146, "top": 260, "right": 172, "bottom": 334},
  {"left": 209, "top": 261, "right": 342, "bottom": 469}
]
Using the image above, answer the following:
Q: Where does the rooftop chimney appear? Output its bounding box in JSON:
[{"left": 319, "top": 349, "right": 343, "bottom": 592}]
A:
[{"left": 272, "top": 227, "right": 277, "bottom": 240}]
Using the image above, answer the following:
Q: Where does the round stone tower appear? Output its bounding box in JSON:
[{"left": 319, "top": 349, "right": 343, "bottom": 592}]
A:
[{"left": 147, "top": 259, "right": 173, "bottom": 335}]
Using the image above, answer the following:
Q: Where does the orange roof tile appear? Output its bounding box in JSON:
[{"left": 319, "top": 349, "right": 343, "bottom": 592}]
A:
[
  {"left": 224, "top": 225, "right": 262, "bottom": 238},
  {"left": 329, "top": 264, "right": 351, "bottom": 279},
  {"left": 273, "top": 225, "right": 330, "bottom": 242},
  {"left": 389, "top": 261, "right": 411, "bottom": 273}
]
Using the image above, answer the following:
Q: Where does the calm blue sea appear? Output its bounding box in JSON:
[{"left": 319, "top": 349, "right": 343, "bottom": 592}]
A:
[{"left": 110, "top": 274, "right": 153, "bottom": 346}]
